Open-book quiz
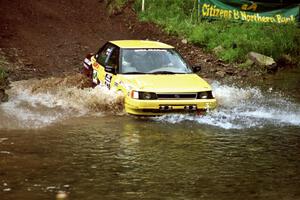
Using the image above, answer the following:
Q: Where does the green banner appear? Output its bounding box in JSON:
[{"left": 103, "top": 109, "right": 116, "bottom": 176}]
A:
[{"left": 199, "top": 0, "right": 300, "bottom": 24}]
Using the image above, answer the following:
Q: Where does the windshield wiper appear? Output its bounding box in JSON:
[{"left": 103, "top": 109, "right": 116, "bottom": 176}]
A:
[
  {"left": 150, "top": 71, "right": 185, "bottom": 74},
  {"left": 122, "top": 72, "right": 147, "bottom": 74}
]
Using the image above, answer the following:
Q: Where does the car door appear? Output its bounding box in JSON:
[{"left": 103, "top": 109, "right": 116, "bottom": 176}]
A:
[
  {"left": 103, "top": 46, "right": 120, "bottom": 89},
  {"left": 91, "top": 43, "right": 109, "bottom": 85},
  {"left": 92, "top": 43, "right": 119, "bottom": 89},
  {"left": 90, "top": 43, "right": 114, "bottom": 86}
]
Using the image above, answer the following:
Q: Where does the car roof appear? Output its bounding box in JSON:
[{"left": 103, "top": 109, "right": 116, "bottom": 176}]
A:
[{"left": 109, "top": 40, "right": 174, "bottom": 49}]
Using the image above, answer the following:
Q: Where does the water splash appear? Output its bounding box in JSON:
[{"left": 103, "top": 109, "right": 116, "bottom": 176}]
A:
[
  {"left": 0, "top": 74, "right": 124, "bottom": 129},
  {"left": 155, "top": 82, "right": 300, "bottom": 129},
  {"left": 1, "top": 76, "right": 299, "bottom": 130}
]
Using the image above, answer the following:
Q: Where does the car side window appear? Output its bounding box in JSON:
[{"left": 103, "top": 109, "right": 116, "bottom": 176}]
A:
[
  {"left": 107, "top": 47, "right": 119, "bottom": 70},
  {"left": 96, "top": 44, "right": 114, "bottom": 66}
]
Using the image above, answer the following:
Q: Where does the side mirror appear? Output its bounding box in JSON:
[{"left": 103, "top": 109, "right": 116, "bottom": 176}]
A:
[
  {"left": 193, "top": 65, "right": 201, "bottom": 73},
  {"left": 105, "top": 65, "right": 116, "bottom": 74}
]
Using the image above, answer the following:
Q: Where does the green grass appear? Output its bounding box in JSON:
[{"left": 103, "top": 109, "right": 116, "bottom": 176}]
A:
[
  {"left": 134, "top": 0, "right": 300, "bottom": 63},
  {"left": 0, "top": 66, "right": 8, "bottom": 102},
  {"left": 0, "top": 55, "right": 8, "bottom": 81},
  {"left": 109, "top": 0, "right": 300, "bottom": 63},
  {"left": 0, "top": 67, "right": 7, "bottom": 83},
  {"left": 188, "top": 21, "right": 300, "bottom": 63}
]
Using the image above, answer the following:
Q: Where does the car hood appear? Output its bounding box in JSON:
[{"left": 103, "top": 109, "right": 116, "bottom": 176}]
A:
[{"left": 119, "top": 74, "right": 212, "bottom": 93}]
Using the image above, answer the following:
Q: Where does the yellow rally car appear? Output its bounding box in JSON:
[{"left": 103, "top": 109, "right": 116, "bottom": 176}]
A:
[{"left": 82, "top": 40, "right": 217, "bottom": 115}]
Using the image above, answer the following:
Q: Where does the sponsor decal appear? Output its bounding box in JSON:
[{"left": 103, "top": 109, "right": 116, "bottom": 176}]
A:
[
  {"left": 92, "top": 62, "right": 99, "bottom": 69},
  {"left": 199, "top": 0, "right": 299, "bottom": 24},
  {"left": 92, "top": 70, "right": 98, "bottom": 84},
  {"left": 105, "top": 74, "right": 112, "bottom": 89}
]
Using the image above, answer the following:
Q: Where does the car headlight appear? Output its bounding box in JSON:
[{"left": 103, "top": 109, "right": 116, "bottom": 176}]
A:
[
  {"left": 197, "top": 91, "right": 214, "bottom": 99},
  {"left": 130, "top": 91, "right": 157, "bottom": 100}
]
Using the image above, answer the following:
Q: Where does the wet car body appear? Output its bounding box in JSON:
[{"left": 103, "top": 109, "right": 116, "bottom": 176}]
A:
[{"left": 83, "top": 40, "right": 217, "bottom": 115}]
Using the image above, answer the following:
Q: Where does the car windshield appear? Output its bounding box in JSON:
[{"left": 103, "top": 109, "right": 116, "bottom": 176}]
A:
[{"left": 120, "top": 49, "right": 192, "bottom": 74}]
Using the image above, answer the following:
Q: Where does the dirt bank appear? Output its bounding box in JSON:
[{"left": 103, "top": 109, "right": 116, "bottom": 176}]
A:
[
  {"left": 0, "top": 0, "right": 244, "bottom": 81},
  {"left": 0, "top": 0, "right": 136, "bottom": 80},
  {"left": 0, "top": 0, "right": 297, "bottom": 89}
]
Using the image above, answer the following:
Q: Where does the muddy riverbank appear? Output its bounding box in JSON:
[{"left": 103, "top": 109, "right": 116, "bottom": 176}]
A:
[{"left": 1, "top": 0, "right": 298, "bottom": 87}]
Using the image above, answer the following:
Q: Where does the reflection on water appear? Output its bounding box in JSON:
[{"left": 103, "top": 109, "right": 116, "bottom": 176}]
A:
[{"left": 1, "top": 117, "right": 300, "bottom": 200}]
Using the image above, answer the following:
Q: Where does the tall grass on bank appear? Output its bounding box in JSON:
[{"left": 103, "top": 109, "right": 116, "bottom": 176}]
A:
[
  {"left": 0, "top": 55, "right": 8, "bottom": 81},
  {"left": 0, "top": 53, "right": 9, "bottom": 84},
  {"left": 0, "top": 68, "right": 7, "bottom": 83},
  {"left": 188, "top": 22, "right": 300, "bottom": 62},
  {"left": 133, "top": 0, "right": 300, "bottom": 63}
]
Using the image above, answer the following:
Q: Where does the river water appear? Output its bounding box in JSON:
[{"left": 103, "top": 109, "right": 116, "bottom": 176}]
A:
[{"left": 0, "top": 73, "right": 300, "bottom": 200}]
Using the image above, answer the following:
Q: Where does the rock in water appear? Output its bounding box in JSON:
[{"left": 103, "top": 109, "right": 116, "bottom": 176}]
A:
[{"left": 247, "top": 52, "right": 277, "bottom": 72}]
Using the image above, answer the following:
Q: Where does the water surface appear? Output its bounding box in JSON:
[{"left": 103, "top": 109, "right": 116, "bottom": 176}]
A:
[{"left": 0, "top": 74, "right": 300, "bottom": 200}]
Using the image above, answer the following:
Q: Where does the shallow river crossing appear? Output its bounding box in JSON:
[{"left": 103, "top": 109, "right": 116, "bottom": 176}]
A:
[{"left": 0, "top": 73, "right": 300, "bottom": 200}]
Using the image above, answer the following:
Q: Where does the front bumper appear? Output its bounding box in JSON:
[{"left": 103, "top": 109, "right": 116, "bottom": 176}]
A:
[{"left": 125, "top": 98, "right": 217, "bottom": 115}]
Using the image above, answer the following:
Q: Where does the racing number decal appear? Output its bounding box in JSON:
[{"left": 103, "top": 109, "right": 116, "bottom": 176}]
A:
[
  {"left": 105, "top": 74, "right": 112, "bottom": 89},
  {"left": 92, "top": 70, "right": 98, "bottom": 84}
]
